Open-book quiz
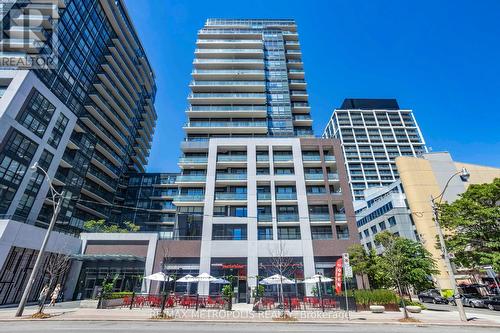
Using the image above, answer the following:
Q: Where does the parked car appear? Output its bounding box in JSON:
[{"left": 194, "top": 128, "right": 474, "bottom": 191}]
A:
[
  {"left": 483, "top": 296, "right": 500, "bottom": 311},
  {"left": 418, "top": 289, "right": 448, "bottom": 304},
  {"left": 461, "top": 294, "right": 485, "bottom": 308}
]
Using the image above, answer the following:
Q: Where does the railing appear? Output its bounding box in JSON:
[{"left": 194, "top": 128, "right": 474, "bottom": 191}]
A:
[
  {"left": 292, "top": 102, "right": 310, "bottom": 107},
  {"left": 189, "top": 105, "right": 267, "bottom": 112},
  {"left": 175, "top": 175, "right": 207, "bottom": 182},
  {"left": 215, "top": 173, "right": 247, "bottom": 180},
  {"left": 217, "top": 155, "right": 247, "bottom": 162},
  {"left": 189, "top": 93, "right": 266, "bottom": 99},
  {"left": 214, "top": 193, "right": 247, "bottom": 200},
  {"left": 309, "top": 214, "right": 331, "bottom": 222},
  {"left": 257, "top": 193, "right": 271, "bottom": 200},
  {"left": 195, "top": 48, "right": 264, "bottom": 53},
  {"left": 185, "top": 121, "right": 267, "bottom": 127},
  {"left": 328, "top": 173, "right": 339, "bottom": 180},
  {"left": 192, "top": 69, "right": 265, "bottom": 75},
  {"left": 178, "top": 157, "right": 208, "bottom": 164},
  {"left": 257, "top": 214, "right": 272, "bottom": 222},
  {"left": 277, "top": 214, "right": 299, "bottom": 222},
  {"left": 334, "top": 213, "right": 347, "bottom": 221},
  {"left": 312, "top": 232, "right": 333, "bottom": 240},
  {"left": 190, "top": 80, "right": 265, "bottom": 86},
  {"left": 273, "top": 155, "right": 293, "bottom": 161},
  {"left": 304, "top": 173, "right": 324, "bottom": 180},
  {"left": 197, "top": 39, "right": 262, "bottom": 43},
  {"left": 276, "top": 193, "right": 297, "bottom": 200},
  {"left": 302, "top": 155, "right": 321, "bottom": 161},
  {"left": 173, "top": 195, "right": 205, "bottom": 202},
  {"left": 294, "top": 115, "right": 311, "bottom": 120},
  {"left": 256, "top": 155, "right": 269, "bottom": 162},
  {"left": 324, "top": 156, "right": 336, "bottom": 162}
]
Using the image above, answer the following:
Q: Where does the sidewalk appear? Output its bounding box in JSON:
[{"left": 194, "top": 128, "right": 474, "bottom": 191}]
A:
[{"left": 1, "top": 302, "right": 499, "bottom": 327}]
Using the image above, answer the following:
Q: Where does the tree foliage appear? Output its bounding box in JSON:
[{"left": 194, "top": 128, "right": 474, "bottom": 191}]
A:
[
  {"left": 83, "top": 219, "right": 140, "bottom": 233},
  {"left": 438, "top": 178, "right": 500, "bottom": 272},
  {"left": 347, "top": 244, "right": 380, "bottom": 289}
]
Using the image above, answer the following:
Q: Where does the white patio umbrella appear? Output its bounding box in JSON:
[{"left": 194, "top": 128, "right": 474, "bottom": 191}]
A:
[
  {"left": 302, "top": 274, "right": 333, "bottom": 284},
  {"left": 260, "top": 274, "right": 295, "bottom": 285},
  {"left": 176, "top": 274, "right": 196, "bottom": 282},
  {"left": 193, "top": 272, "right": 218, "bottom": 282},
  {"left": 143, "top": 272, "right": 174, "bottom": 281},
  {"left": 212, "top": 278, "right": 230, "bottom": 284}
]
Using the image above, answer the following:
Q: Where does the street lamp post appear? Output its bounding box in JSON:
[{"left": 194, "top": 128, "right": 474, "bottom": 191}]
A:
[
  {"left": 430, "top": 167, "right": 470, "bottom": 322},
  {"left": 15, "top": 163, "right": 66, "bottom": 317}
]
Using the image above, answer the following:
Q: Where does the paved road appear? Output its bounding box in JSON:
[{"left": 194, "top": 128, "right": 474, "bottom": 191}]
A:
[
  {"left": 2, "top": 322, "right": 499, "bottom": 333},
  {"left": 424, "top": 302, "right": 500, "bottom": 316}
]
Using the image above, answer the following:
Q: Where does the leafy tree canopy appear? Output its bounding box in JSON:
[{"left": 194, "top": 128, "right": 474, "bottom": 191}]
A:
[
  {"left": 83, "top": 219, "right": 140, "bottom": 233},
  {"left": 438, "top": 178, "right": 500, "bottom": 272}
]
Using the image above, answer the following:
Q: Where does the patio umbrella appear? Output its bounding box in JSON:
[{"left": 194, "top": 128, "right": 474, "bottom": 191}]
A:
[
  {"left": 302, "top": 274, "right": 333, "bottom": 284},
  {"left": 143, "top": 272, "right": 174, "bottom": 281},
  {"left": 260, "top": 274, "right": 295, "bottom": 285},
  {"left": 176, "top": 274, "right": 196, "bottom": 282},
  {"left": 212, "top": 278, "right": 230, "bottom": 284},
  {"left": 193, "top": 272, "right": 218, "bottom": 282}
]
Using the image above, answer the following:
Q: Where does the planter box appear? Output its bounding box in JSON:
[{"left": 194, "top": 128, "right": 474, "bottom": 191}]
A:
[
  {"left": 406, "top": 305, "right": 422, "bottom": 313},
  {"left": 79, "top": 300, "right": 99, "bottom": 308},
  {"left": 101, "top": 298, "right": 124, "bottom": 308},
  {"left": 370, "top": 305, "right": 385, "bottom": 313}
]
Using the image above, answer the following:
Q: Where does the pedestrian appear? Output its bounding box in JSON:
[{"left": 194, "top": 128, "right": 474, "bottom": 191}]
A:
[
  {"left": 50, "top": 284, "right": 61, "bottom": 306},
  {"left": 38, "top": 285, "right": 49, "bottom": 306}
]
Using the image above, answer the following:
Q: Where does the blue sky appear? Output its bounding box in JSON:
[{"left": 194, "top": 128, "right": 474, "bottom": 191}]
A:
[{"left": 123, "top": 0, "right": 500, "bottom": 172}]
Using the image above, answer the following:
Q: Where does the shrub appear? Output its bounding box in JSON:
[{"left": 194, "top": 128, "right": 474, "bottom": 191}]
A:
[
  {"left": 349, "top": 289, "right": 399, "bottom": 306},
  {"left": 104, "top": 291, "right": 134, "bottom": 300}
]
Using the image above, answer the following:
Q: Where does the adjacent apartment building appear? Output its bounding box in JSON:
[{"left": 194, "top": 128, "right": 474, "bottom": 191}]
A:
[
  {"left": 0, "top": 0, "right": 156, "bottom": 305},
  {"left": 323, "top": 98, "right": 427, "bottom": 201}
]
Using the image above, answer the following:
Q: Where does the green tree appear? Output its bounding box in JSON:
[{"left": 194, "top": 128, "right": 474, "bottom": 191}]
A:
[
  {"left": 83, "top": 219, "right": 140, "bottom": 233},
  {"left": 347, "top": 244, "right": 380, "bottom": 289},
  {"left": 375, "top": 232, "right": 438, "bottom": 318},
  {"left": 438, "top": 178, "right": 500, "bottom": 272}
]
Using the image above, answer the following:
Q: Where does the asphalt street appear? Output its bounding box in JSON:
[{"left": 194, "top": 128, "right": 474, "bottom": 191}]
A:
[{"left": 2, "top": 322, "right": 499, "bottom": 333}]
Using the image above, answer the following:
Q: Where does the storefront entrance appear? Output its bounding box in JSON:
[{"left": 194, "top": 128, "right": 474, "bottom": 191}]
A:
[{"left": 210, "top": 258, "right": 248, "bottom": 303}]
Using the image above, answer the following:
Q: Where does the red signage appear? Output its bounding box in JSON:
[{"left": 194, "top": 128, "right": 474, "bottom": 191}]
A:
[
  {"left": 221, "top": 264, "right": 245, "bottom": 269},
  {"left": 335, "top": 258, "right": 343, "bottom": 294}
]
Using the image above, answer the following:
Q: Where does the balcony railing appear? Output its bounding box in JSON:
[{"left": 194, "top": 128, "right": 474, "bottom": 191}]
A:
[
  {"left": 192, "top": 69, "right": 265, "bottom": 75},
  {"left": 334, "top": 213, "right": 347, "bottom": 221},
  {"left": 188, "top": 93, "right": 266, "bottom": 99},
  {"left": 257, "top": 214, "right": 272, "bottom": 222},
  {"left": 277, "top": 214, "right": 299, "bottom": 222},
  {"left": 178, "top": 157, "right": 208, "bottom": 164},
  {"left": 273, "top": 155, "right": 293, "bottom": 162},
  {"left": 175, "top": 175, "right": 207, "bottom": 182},
  {"left": 276, "top": 193, "right": 297, "bottom": 200},
  {"left": 185, "top": 121, "right": 267, "bottom": 128},
  {"left": 217, "top": 155, "right": 247, "bottom": 162},
  {"left": 216, "top": 173, "right": 247, "bottom": 180},
  {"left": 257, "top": 193, "right": 271, "bottom": 200},
  {"left": 189, "top": 105, "right": 266, "bottom": 112},
  {"left": 173, "top": 195, "right": 205, "bottom": 202},
  {"left": 214, "top": 193, "right": 247, "bottom": 200},
  {"left": 309, "top": 213, "right": 330, "bottom": 222},
  {"left": 190, "top": 80, "right": 265, "bottom": 86},
  {"left": 328, "top": 173, "right": 339, "bottom": 180},
  {"left": 324, "top": 156, "right": 336, "bottom": 162},
  {"left": 195, "top": 48, "right": 264, "bottom": 53},
  {"left": 302, "top": 155, "right": 321, "bottom": 161},
  {"left": 256, "top": 155, "right": 269, "bottom": 162},
  {"left": 304, "top": 173, "right": 324, "bottom": 180}
]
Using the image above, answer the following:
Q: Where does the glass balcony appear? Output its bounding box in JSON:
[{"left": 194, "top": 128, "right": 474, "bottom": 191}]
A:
[
  {"left": 188, "top": 93, "right": 266, "bottom": 99},
  {"left": 178, "top": 156, "right": 208, "bottom": 164},
  {"left": 185, "top": 121, "right": 267, "bottom": 128},
  {"left": 173, "top": 195, "right": 205, "bottom": 202},
  {"left": 217, "top": 155, "right": 247, "bottom": 162},
  {"left": 175, "top": 175, "right": 207, "bottom": 182},
  {"left": 294, "top": 115, "right": 312, "bottom": 120},
  {"left": 309, "top": 213, "right": 331, "bottom": 222},
  {"left": 277, "top": 214, "right": 299, "bottom": 222},
  {"left": 195, "top": 48, "right": 264, "bottom": 54},
  {"left": 215, "top": 193, "right": 247, "bottom": 200},
  {"left": 304, "top": 173, "right": 324, "bottom": 180},
  {"left": 256, "top": 155, "right": 269, "bottom": 162},
  {"left": 302, "top": 155, "right": 321, "bottom": 161},
  {"left": 188, "top": 105, "right": 266, "bottom": 112},
  {"left": 257, "top": 214, "right": 272, "bottom": 222},
  {"left": 257, "top": 193, "right": 271, "bottom": 200},
  {"left": 324, "top": 155, "right": 336, "bottom": 162},
  {"left": 190, "top": 80, "right": 265, "bottom": 87},
  {"left": 276, "top": 193, "right": 297, "bottom": 200},
  {"left": 334, "top": 213, "right": 347, "bottom": 221},
  {"left": 328, "top": 173, "right": 339, "bottom": 180},
  {"left": 273, "top": 155, "right": 293, "bottom": 162},
  {"left": 216, "top": 173, "right": 247, "bottom": 180}
]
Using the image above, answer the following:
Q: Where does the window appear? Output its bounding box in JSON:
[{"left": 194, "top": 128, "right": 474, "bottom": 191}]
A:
[
  {"left": 278, "top": 226, "right": 301, "bottom": 240},
  {"left": 378, "top": 221, "right": 387, "bottom": 231},
  {"left": 48, "top": 113, "right": 69, "bottom": 148},
  {"left": 336, "top": 225, "right": 349, "bottom": 240},
  {"left": 363, "top": 229, "right": 370, "bottom": 237},
  {"left": 311, "top": 226, "right": 333, "bottom": 240},
  {"left": 212, "top": 224, "right": 247, "bottom": 240},
  {"left": 371, "top": 225, "right": 378, "bottom": 234},
  {"left": 388, "top": 216, "right": 397, "bottom": 227},
  {"left": 258, "top": 227, "right": 273, "bottom": 240},
  {"left": 16, "top": 89, "right": 56, "bottom": 138}
]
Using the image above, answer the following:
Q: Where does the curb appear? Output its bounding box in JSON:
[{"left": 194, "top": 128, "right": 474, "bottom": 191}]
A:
[{"left": 0, "top": 318, "right": 499, "bottom": 328}]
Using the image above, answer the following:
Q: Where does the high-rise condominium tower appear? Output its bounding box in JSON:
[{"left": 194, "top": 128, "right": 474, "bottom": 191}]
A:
[
  {"left": 0, "top": 0, "right": 156, "bottom": 235},
  {"left": 171, "top": 19, "right": 357, "bottom": 299},
  {"left": 323, "top": 99, "right": 427, "bottom": 201}
]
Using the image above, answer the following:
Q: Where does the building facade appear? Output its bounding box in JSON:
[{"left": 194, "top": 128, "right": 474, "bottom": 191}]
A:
[
  {"left": 323, "top": 98, "right": 427, "bottom": 201},
  {"left": 170, "top": 19, "right": 357, "bottom": 300},
  {"left": 354, "top": 180, "right": 418, "bottom": 253},
  {"left": 396, "top": 152, "right": 500, "bottom": 290},
  {"left": 0, "top": 0, "right": 156, "bottom": 305}
]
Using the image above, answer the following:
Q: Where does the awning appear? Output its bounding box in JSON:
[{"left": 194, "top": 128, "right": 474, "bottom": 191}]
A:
[{"left": 71, "top": 254, "right": 146, "bottom": 262}]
